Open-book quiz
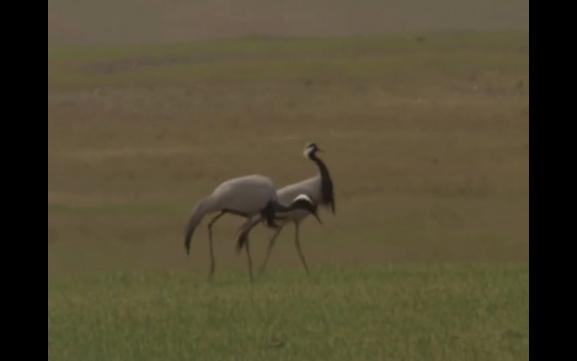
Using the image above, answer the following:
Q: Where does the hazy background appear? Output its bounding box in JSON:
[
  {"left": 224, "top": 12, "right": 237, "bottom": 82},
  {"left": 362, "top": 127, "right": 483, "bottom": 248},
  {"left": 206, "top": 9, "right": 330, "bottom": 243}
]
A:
[
  {"left": 49, "top": 0, "right": 528, "bottom": 45},
  {"left": 48, "top": 0, "right": 528, "bottom": 276}
]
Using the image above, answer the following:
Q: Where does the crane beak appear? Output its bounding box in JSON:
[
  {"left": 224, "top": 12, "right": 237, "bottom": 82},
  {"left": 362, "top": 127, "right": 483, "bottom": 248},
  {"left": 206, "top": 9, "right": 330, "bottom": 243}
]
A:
[{"left": 312, "top": 210, "right": 323, "bottom": 225}]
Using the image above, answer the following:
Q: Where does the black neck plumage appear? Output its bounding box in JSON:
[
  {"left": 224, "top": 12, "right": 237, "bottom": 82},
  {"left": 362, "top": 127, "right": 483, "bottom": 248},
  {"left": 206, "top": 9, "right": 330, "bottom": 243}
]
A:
[
  {"left": 260, "top": 199, "right": 310, "bottom": 228},
  {"left": 310, "top": 153, "right": 335, "bottom": 213}
]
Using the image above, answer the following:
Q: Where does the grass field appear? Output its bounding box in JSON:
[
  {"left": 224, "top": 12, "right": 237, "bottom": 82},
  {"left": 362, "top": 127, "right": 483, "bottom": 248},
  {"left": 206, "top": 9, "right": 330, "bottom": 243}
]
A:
[
  {"left": 48, "top": 8, "right": 528, "bottom": 358},
  {"left": 49, "top": 265, "right": 527, "bottom": 361}
]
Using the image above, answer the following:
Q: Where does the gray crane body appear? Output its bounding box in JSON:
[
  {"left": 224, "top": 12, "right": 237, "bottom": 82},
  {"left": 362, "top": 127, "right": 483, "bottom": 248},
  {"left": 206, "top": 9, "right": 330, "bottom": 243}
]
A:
[
  {"left": 185, "top": 174, "right": 278, "bottom": 250},
  {"left": 207, "top": 175, "right": 277, "bottom": 214},
  {"left": 274, "top": 176, "right": 322, "bottom": 223}
]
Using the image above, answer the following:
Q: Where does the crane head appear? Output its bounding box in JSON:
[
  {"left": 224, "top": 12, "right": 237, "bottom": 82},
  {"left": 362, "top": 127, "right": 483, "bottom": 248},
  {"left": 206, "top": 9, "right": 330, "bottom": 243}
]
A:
[
  {"left": 303, "top": 142, "right": 322, "bottom": 159},
  {"left": 292, "top": 194, "right": 322, "bottom": 224}
]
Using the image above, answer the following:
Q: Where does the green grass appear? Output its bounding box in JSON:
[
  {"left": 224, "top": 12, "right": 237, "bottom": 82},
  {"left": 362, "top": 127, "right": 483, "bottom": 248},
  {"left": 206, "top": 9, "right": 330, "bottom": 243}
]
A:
[{"left": 48, "top": 264, "right": 527, "bottom": 361}]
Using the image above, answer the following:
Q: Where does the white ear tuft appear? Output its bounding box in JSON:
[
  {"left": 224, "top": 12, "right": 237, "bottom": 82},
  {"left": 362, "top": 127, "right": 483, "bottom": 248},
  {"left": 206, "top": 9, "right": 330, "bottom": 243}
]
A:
[
  {"left": 303, "top": 143, "right": 316, "bottom": 159},
  {"left": 294, "top": 194, "right": 313, "bottom": 204}
]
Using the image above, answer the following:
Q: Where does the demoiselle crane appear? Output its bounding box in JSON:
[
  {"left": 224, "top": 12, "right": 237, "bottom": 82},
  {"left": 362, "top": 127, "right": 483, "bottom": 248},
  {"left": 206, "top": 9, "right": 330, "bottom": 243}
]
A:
[
  {"left": 241, "top": 143, "right": 336, "bottom": 274},
  {"left": 184, "top": 174, "right": 320, "bottom": 281}
]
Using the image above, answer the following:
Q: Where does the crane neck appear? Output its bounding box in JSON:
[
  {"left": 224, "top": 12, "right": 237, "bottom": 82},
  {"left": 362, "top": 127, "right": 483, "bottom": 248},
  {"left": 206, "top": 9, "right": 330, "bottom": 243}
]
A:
[{"left": 309, "top": 153, "right": 335, "bottom": 213}]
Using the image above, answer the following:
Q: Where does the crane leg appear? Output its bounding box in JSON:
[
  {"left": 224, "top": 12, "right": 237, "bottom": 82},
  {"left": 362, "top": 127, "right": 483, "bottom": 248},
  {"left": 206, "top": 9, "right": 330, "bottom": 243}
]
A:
[
  {"left": 294, "top": 222, "right": 310, "bottom": 275},
  {"left": 207, "top": 211, "right": 226, "bottom": 280},
  {"left": 245, "top": 238, "right": 254, "bottom": 282},
  {"left": 258, "top": 226, "right": 284, "bottom": 274}
]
